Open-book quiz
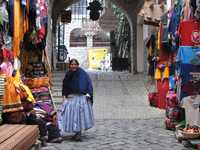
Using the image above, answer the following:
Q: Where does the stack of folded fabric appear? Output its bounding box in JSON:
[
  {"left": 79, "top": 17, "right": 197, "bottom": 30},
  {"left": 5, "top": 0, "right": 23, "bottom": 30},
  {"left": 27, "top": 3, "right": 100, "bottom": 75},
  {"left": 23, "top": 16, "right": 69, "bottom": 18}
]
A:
[{"left": 25, "top": 63, "right": 47, "bottom": 78}]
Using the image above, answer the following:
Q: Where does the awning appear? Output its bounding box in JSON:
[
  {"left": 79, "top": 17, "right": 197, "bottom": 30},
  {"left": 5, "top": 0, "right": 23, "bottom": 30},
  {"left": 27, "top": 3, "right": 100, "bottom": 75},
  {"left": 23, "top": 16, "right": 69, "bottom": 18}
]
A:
[{"left": 138, "top": 0, "right": 167, "bottom": 26}]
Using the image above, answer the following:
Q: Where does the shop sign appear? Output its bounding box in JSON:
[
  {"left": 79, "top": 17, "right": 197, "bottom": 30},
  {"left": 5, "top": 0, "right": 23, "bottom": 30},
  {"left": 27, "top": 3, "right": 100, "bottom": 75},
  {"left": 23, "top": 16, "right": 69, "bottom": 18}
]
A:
[{"left": 61, "top": 10, "right": 72, "bottom": 23}]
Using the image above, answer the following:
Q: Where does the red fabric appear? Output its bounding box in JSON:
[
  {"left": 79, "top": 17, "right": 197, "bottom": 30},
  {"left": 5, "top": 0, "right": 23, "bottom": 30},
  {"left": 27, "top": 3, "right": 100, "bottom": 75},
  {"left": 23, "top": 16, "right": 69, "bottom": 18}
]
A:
[
  {"left": 0, "top": 48, "right": 14, "bottom": 61},
  {"left": 38, "top": 26, "right": 46, "bottom": 40},
  {"left": 166, "top": 91, "right": 178, "bottom": 107},
  {"left": 178, "top": 20, "right": 200, "bottom": 46},
  {"left": 156, "top": 79, "right": 169, "bottom": 109},
  {"left": 165, "top": 117, "right": 177, "bottom": 131}
]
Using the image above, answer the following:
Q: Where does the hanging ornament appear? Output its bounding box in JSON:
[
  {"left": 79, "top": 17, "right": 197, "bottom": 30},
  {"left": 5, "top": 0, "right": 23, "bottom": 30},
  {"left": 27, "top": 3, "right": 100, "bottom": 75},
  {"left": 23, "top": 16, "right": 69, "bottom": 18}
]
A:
[{"left": 87, "top": 0, "right": 103, "bottom": 21}]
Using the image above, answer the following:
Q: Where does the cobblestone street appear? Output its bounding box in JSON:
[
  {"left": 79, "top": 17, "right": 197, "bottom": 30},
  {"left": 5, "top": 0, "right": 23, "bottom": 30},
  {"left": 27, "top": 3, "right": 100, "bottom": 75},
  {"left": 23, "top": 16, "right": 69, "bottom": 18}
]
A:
[{"left": 43, "top": 71, "right": 190, "bottom": 150}]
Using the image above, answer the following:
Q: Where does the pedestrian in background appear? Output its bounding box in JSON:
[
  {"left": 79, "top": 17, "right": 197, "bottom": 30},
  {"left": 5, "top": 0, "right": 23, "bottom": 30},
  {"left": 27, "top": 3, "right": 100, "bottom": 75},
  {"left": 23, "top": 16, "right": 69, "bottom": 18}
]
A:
[{"left": 58, "top": 58, "right": 94, "bottom": 141}]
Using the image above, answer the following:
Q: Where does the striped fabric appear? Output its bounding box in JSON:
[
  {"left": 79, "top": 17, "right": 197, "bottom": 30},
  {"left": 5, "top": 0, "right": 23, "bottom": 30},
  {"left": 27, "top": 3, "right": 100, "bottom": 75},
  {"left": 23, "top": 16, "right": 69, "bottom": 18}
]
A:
[
  {"left": 0, "top": 76, "right": 5, "bottom": 124},
  {"left": 58, "top": 95, "right": 94, "bottom": 133}
]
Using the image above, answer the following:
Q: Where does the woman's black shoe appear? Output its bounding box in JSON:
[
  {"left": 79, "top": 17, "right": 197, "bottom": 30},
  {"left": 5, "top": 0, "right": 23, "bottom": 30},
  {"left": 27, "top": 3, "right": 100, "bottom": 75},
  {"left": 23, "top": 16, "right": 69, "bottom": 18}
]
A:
[{"left": 72, "top": 132, "right": 82, "bottom": 141}]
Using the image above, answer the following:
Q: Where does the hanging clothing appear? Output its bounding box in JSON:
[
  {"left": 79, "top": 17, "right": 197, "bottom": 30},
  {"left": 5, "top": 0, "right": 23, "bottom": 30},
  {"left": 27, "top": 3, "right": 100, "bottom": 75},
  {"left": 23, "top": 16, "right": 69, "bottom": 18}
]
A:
[
  {"left": 178, "top": 20, "right": 200, "bottom": 46},
  {"left": 13, "top": 0, "right": 29, "bottom": 57},
  {"left": 29, "top": 0, "right": 36, "bottom": 27},
  {"left": 182, "top": 0, "right": 193, "bottom": 21},
  {"left": 178, "top": 63, "right": 200, "bottom": 84},
  {"left": 168, "top": 4, "right": 182, "bottom": 37},
  {"left": 8, "top": 0, "right": 14, "bottom": 36},
  {"left": 156, "top": 79, "right": 169, "bottom": 109},
  {"left": 176, "top": 46, "right": 200, "bottom": 65},
  {"left": 154, "top": 66, "right": 170, "bottom": 80}
]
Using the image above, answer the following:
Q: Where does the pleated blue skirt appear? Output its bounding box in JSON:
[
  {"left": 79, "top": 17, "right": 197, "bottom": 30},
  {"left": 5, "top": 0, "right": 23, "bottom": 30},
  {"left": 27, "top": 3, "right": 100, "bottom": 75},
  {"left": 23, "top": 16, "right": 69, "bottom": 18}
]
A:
[{"left": 58, "top": 95, "right": 94, "bottom": 133}]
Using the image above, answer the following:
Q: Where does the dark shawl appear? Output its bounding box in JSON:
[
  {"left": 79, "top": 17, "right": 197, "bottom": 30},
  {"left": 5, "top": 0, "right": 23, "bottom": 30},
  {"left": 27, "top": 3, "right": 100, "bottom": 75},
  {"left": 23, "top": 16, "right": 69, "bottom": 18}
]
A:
[{"left": 62, "top": 68, "right": 93, "bottom": 102}]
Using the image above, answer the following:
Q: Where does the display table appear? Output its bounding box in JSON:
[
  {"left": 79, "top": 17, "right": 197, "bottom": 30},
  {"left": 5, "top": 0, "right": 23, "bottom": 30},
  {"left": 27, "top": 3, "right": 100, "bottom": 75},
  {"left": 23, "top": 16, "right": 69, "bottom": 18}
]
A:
[{"left": 0, "top": 124, "right": 39, "bottom": 150}]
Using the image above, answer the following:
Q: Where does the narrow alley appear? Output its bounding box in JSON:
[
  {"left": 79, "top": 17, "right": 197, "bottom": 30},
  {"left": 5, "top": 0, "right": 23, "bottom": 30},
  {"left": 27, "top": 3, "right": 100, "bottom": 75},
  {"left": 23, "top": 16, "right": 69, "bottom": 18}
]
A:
[
  {"left": 42, "top": 71, "right": 189, "bottom": 150},
  {"left": 0, "top": 0, "right": 200, "bottom": 149}
]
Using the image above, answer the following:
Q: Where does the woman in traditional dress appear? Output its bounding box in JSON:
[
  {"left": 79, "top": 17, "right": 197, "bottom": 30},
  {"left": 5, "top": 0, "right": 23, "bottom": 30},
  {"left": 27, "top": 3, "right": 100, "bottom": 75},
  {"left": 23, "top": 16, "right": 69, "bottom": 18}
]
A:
[{"left": 58, "top": 59, "right": 94, "bottom": 141}]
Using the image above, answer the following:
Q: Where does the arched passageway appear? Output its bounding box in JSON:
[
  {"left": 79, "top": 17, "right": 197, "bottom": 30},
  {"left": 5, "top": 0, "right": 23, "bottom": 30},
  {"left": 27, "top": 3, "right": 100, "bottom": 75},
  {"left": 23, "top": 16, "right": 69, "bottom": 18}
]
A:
[{"left": 47, "top": 0, "right": 144, "bottom": 73}]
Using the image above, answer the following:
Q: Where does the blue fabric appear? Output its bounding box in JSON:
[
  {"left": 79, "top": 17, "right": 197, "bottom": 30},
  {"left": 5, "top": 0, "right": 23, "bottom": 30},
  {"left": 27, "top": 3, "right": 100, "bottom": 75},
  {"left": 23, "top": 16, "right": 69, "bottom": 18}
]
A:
[
  {"left": 58, "top": 95, "right": 94, "bottom": 133},
  {"left": 169, "top": 76, "right": 175, "bottom": 90},
  {"left": 178, "top": 64, "right": 200, "bottom": 84},
  {"left": 176, "top": 46, "right": 200, "bottom": 65},
  {"left": 62, "top": 68, "right": 93, "bottom": 101},
  {"left": 8, "top": 0, "right": 14, "bottom": 36},
  {"left": 168, "top": 1, "right": 182, "bottom": 37},
  {"left": 21, "top": 0, "right": 26, "bottom": 6},
  {"left": 21, "top": 0, "right": 26, "bottom": 17}
]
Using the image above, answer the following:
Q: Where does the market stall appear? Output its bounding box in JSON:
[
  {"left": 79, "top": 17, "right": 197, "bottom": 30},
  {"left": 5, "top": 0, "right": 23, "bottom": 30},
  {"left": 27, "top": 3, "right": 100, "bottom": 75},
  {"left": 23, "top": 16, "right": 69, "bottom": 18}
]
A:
[
  {"left": 147, "top": 0, "right": 200, "bottom": 148},
  {"left": 0, "top": 0, "right": 62, "bottom": 146}
]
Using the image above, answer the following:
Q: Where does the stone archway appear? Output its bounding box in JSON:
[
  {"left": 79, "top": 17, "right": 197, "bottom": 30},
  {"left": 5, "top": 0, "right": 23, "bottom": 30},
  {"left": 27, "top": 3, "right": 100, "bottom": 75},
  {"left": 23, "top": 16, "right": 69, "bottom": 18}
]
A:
[{"left": 47, "top": 0, "right": 144, "bottom": 72}]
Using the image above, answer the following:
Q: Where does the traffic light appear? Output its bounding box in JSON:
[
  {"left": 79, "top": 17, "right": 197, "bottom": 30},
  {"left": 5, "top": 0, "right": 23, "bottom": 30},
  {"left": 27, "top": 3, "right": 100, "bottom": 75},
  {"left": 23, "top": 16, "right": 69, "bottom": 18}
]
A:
[{"left": 87, "top": 0, "right": 103, "bottom": 21}]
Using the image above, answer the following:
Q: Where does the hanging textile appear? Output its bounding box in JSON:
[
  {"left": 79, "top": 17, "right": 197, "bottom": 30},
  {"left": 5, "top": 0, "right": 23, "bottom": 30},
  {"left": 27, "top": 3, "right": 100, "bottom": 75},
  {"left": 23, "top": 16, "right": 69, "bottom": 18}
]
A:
[
  {"left": 8, "top": 0, "right": 14, "bottom": 36},
  {"left": 182, "top": 0, "right": 193, "bottom": 21},
  {"left": 168, "top": 1, "right": 182, "bottom": 37},
  {"left": 178, "top": 20, "right": 200, "bottom": 46},
  {"left": 176, "top": 46, "right": 200, "bottom": 64},
  {"left": 3, "top": 76, "right": 23, "bottom": 113},
  {"left": 13, "top": 0, "right": 29, "bottom": 57},
  {"left": 156, "top": 79, "right": 169, "bottom": 109}
]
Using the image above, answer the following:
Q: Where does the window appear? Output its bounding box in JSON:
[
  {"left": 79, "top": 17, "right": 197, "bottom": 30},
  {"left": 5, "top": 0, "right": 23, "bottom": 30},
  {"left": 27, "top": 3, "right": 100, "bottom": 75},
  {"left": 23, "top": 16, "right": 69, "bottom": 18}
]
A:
[
  {"left": 93, "top": 31, "right": 110, "bottom": 47},
  {"left": 70, "top": 28, "right": 87, "bottom": 47}
]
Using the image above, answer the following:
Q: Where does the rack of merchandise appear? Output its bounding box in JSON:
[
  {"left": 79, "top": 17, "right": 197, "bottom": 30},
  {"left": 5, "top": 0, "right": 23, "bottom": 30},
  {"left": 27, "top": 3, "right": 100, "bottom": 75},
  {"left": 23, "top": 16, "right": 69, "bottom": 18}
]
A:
[{"left": 147, "top": 0, "right": 200, "bottom": 148}]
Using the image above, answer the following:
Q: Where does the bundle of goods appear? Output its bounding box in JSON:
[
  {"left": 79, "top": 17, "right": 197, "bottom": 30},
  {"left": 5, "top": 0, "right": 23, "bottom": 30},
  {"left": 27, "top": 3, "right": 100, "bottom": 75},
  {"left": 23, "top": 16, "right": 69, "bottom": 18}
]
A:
[{"left": 165, "top": 91, "right": 184, "bottom": 130}]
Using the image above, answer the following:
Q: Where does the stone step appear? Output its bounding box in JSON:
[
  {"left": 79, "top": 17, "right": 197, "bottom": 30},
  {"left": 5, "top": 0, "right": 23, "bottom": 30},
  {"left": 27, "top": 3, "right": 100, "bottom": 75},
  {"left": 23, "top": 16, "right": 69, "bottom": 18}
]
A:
[
  {"left": 52, "top": 96, "right": 63, "bottom": 103},
  {"left": 52, "top": 91, "right": 62, "bottom": 97},
  {"left": 52, "top": 79, "right": 64, "bottom": 84}
]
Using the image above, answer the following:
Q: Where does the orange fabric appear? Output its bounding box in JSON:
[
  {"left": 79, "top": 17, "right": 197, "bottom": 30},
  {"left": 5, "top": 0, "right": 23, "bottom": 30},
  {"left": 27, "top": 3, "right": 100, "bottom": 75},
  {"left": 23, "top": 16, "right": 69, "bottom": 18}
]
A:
[
  {"left": 3, "top": 76, "right": 23, "bottom": 113},
  {"left": 13, "top": 0, "right": 29, "bottom": 57},
  {"left": 24, "top": 0, "right": 29, "bottom": 32}
]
